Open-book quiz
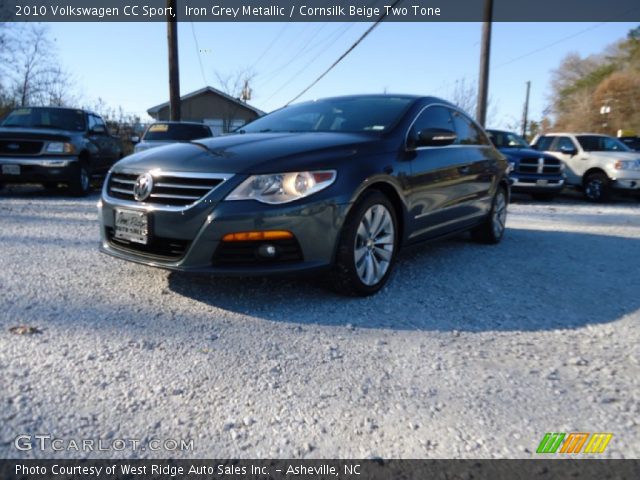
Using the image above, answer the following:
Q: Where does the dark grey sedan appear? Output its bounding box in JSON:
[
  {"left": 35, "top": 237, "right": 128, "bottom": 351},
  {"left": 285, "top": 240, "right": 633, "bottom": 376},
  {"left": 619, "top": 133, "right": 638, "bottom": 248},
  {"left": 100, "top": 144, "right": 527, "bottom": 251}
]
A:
[{"left": 99, "top": 95, "right": 509, "bottom": 296}]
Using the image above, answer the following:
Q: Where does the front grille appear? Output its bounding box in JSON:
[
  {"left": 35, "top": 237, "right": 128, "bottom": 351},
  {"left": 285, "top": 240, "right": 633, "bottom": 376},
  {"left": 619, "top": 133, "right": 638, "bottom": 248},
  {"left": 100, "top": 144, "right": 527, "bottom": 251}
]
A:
[
  {"left": 212, "top": 238, "right": 304, "bottom": 266},
  {"left": 108, "top": 171, "right": 226, "bottom": 207},
  {"left": 0, "top": 140, "right": 44, "bottom": 155},
  {"left": 106, "top": 227, "right": 189, "bottom": 260},
  {"left": 516, "top": 157, "right": 562, "bottom": 175}
]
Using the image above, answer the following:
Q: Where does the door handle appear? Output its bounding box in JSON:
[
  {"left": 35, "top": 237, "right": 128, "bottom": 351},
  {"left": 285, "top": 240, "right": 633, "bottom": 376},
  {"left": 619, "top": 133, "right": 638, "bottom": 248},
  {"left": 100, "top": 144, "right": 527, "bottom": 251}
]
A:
[{"left": 458, "top": 166, "right": 471, "bottom": 174}]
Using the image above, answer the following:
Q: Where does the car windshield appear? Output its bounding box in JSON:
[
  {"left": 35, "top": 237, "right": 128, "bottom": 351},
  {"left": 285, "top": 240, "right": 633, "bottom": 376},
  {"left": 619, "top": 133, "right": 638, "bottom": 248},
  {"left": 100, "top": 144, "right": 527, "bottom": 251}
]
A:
[
  {"left": 143, "top": 123, "right": 212, "bottom": 141},
  {"left": 576, "top": 135, "right": 630, "bottom": 152},
  {"left": 239, "top": 96, "right": 414, "bottom": 134},
  {"left": 1, "top": 107, "right": 86, "bottom": 131},
  {"left": 487, "top": 130, "right": 529, "bottom": 148}
]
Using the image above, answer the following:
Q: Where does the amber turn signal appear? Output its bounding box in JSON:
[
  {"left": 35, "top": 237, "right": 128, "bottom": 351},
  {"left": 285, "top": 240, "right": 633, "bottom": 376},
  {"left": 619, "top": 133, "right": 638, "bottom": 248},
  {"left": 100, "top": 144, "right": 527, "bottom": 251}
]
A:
[{"left": 221, "top": 230, "right": 294, "bottom": 242}]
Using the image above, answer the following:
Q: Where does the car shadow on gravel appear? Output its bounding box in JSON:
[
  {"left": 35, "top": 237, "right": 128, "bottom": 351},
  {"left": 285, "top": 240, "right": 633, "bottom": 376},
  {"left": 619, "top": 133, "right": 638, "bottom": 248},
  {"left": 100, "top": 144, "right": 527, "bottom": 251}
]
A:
[{"left": 167, "top": 228, "right": 640, "bottom": 332}]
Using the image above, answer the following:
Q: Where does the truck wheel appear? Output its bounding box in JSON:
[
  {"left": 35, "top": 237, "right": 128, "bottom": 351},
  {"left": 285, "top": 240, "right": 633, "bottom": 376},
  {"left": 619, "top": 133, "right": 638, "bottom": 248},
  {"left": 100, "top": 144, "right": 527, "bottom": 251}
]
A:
[
  {"left": 69, "top": 162, "right": 92, "bottom": 196},
  {"left": 471, "top": 186, "right": 508, "bottom": 244},
  {"left": 330, "top": 190, "right": 398, "bottom": 297},
  {"left": 583, "top": 172, "right": 611, "bottom": 202}
]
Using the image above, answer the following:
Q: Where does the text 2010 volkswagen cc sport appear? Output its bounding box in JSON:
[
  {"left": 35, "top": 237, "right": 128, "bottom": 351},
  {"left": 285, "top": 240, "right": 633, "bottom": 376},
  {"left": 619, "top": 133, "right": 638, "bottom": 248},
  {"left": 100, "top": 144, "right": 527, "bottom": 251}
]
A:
[{"left": 99, "top": 95, "right": 509, "bottom": 296}]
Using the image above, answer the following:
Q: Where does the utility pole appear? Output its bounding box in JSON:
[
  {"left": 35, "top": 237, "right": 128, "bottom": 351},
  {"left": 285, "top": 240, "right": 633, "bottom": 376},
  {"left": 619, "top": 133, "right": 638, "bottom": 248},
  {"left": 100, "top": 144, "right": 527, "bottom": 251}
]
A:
[
  {"left": 521, "top": 81, "right": 531, "bottom": 138},
  {"left": 167, "top": 0, "right": 181, "bottom": 121},
  {"left": 476, "top": 0, "right": 493, "bottom": 127}
]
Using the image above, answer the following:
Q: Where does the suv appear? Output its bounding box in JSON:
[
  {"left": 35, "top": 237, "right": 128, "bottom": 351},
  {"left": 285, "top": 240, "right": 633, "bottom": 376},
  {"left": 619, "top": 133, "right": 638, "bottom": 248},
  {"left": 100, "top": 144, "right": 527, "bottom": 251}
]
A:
[
  {"left": 487, "top": 129, "right": 564, "bottom": 201},
  {"left": 0, "top": 107, "right": 123, "bottom": 195},
  {"left": 531, "top": 133, "right": 640, "bottom": 202},
  {"left": 133, "top": 122, "right": 214, "bottom": 153}
]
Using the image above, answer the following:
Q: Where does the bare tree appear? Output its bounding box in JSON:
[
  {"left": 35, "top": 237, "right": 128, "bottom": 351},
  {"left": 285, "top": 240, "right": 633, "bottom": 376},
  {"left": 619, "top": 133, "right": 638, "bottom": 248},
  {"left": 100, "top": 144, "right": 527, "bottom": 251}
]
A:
[
  {"left": 448, "top": 78, "right": 497, "bottom": 126},
  {"left": 214, "top": 68, "right": 256, "bottom": 132},
  {"left": 3, "top": 24, "right": 76, "bottom": 108}
]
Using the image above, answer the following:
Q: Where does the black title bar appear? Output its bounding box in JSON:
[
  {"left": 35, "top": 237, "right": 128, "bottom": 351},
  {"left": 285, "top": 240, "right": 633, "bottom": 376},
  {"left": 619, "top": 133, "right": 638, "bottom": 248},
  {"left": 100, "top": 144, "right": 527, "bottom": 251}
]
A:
[{"left": 2, "top": 0, "right": 640, "bottom": 22}]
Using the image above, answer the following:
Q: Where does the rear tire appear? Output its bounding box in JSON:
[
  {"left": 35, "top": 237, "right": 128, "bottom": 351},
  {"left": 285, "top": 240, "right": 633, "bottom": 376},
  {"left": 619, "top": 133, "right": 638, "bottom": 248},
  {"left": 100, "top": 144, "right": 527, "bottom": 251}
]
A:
[
  {"left": 583, "top": 172, "right": 611, "bottom": 202},
  {"left": 68, "top": 162, "right": 91, "bottom": 196},
  {"left": 471, "top": 186, "right": 508, "bottom": 244},
  {"left": 330, "top": 190, "right": 398, "bottom": 297}
]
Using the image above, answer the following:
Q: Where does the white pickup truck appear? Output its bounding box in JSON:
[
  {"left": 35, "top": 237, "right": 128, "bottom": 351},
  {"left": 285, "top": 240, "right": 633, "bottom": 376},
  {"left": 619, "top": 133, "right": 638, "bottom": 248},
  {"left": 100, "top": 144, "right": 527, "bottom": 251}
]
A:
[{"left": 531, "top": 133, "right": 640, "bottom": 202}]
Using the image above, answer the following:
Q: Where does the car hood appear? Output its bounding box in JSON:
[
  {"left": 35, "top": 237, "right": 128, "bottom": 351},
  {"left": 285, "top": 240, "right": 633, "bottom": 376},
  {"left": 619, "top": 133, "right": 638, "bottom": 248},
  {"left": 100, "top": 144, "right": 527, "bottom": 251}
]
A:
[
  {"left": 0, "top": 127, "right": 74, "bottom": 142},
  {"left": 498, "top": 147, "right": 556, "bottom": 162},
  {"left": 115, "top": 132, "right": 379, "bottom": 175},
  {"left": 583, "top": 151, "right": 640, "bottom": 161}
]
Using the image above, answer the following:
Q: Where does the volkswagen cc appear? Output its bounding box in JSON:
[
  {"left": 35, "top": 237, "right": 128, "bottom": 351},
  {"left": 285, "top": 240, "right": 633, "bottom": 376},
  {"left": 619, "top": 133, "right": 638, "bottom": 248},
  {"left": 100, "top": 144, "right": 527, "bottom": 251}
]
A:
[{"left": 98, "top": 95, "right": 509, "bottom": 296}]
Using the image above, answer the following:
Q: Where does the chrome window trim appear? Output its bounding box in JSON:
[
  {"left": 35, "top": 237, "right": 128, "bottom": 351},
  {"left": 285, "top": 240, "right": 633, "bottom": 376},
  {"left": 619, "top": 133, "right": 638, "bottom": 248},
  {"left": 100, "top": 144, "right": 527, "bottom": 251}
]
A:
[
  {"left": 103, "top": 169, "right": 234, "bottom": 212},
  {"left": 405, "top": 102, "right": 491, "bottom": 151}
]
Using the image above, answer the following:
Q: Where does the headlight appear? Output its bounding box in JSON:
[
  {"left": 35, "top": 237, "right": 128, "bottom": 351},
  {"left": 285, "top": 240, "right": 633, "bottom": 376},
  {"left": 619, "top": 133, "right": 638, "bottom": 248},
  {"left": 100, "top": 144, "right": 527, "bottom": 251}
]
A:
[
  {"left": 226, "top": 170, "right": 337, "bottom": 204},
  {"left": 45, "top": 142, "right": 75, "bottom": 154},
  {"left": 614, "top": 160, "right": 640, "bottom": 170}
]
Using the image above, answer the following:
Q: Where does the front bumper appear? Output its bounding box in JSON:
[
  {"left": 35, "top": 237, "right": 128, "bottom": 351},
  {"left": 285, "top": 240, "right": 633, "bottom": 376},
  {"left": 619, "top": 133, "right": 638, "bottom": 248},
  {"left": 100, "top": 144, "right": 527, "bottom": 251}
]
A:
[
  {"left": 509, "top": 174, "right": 565, "bottom": 193},
  {"left": 98, "top": 193, "right": 351, "bottom": 275},
  {"left": 0, "top": 156, "right": 77, "bottom": 183}
]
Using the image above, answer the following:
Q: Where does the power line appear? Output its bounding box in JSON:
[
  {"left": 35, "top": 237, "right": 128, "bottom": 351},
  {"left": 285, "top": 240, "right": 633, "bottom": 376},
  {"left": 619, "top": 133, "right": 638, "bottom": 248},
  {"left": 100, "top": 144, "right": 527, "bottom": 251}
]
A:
[
  {"left": 260, "top": 24, "right": 358, "bottom": 102},
  {"left": 190, "top": 22, "right": 209, "bottom": 86},
  {"left": 285, "top": 0, "right": 404, "bottom": 106},
  {"left": 250, "top": 23, "right": 290, "bottom": 69}
]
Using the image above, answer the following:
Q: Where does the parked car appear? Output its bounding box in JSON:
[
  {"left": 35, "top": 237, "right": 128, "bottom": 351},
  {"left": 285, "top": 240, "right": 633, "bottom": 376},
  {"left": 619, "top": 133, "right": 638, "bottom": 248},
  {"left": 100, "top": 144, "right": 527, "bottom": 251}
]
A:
[
  {"left": 486, "top": 129, "right": 564, "bottom": 201},
  {"left": 133, "top": 122, "right": 214, "bottom": 153},
  {"left": 531, "top": 133, "right": 640, "bottom": 202},
  {"left": 0, "top": 107, "right": 122, "bottom": 195},
  {"left": 99, "top": 95, "right": 509, "bottom": 296},
  {"left": 619, "top": 136, "right": 640, "bottom": 152}
]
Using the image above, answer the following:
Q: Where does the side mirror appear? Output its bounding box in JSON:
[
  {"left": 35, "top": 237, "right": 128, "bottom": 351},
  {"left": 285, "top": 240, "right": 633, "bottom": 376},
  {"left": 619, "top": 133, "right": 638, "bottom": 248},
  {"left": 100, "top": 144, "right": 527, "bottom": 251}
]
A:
[
  {"left": 130, "top": 135, "right": 140, "bottom": 144},
  {"left": 415, "top": 128, "right": 457, "bottom": 148},
  {"left": 559, "top": 145, "right": 577, "bottom": 155},
  {"left": 90, "top": 125, "right": 106, "bottom": 134}
]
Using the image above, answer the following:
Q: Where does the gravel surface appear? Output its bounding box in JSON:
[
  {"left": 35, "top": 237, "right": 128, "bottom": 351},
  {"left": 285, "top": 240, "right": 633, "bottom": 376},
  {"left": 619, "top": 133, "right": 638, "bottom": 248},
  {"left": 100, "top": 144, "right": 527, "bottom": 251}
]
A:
[{"left": 0, "top": 186, "right": 638, "bottom": 459}]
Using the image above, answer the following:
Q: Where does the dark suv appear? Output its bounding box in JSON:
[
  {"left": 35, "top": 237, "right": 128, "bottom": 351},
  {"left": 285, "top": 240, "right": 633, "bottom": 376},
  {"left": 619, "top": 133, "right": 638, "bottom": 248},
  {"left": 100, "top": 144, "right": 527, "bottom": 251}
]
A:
[
  {"left": 487, "top": 129, "right": 564, "bottom": 201},
  {"left": 99, "top": 95, "right": 510, "bottom": 296},
  {"left": 0, "top": 107, "right": 123, "bottom": 195}
]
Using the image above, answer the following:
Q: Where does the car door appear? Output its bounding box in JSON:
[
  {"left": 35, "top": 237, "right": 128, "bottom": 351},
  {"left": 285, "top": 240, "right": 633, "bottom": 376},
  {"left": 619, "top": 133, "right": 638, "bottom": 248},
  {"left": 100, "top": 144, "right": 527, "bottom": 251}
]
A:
[
  {"left": 449, "top": 109, "right": 497, "bottom": 217},
  {"left": 548, "top": 136, "right": 582, "bottom": 184},
  {"left": 404, "top": 104, "right": 475, "bottom": 241},
  {"left": 86, "top": 114, "right": 107, "bottom": 172}
]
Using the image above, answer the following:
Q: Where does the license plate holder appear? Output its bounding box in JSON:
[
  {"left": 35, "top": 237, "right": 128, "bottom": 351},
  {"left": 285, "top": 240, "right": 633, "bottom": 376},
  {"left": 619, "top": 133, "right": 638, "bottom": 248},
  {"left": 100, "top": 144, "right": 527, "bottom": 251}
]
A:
[
  {"left": 536, "top": 179, "right": 549, "bottom": 186},
  {"left": 114, "top": 208, "right": 150, "bottom": 245},
  {"left": 2, "top": 164, "right": 20, "bottom": 175}
]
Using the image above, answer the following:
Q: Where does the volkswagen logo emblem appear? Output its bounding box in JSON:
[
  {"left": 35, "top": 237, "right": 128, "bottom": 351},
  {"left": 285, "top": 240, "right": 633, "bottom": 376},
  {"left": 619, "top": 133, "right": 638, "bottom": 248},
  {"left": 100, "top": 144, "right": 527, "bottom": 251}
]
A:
[
  {"left": 133, "top": 173, "right": 154, "bottom": 202},
  {"left": 7, "top": 143, "right": 20, "bottom": 150}
]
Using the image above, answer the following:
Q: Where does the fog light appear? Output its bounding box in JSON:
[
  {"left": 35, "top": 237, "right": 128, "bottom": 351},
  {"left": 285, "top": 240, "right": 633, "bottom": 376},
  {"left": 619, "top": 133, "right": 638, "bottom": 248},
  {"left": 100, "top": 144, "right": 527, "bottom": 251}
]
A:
[
  {"left": 258, "top": 244, "right": 278, "bottom": 258},
  {"left": 221, "top": 230, "right": 293, "bottom": 242}
]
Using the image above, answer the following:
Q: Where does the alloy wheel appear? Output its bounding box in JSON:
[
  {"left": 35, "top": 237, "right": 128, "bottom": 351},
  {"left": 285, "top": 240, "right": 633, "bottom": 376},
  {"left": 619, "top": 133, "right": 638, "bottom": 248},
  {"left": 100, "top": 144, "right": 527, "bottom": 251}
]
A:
[
  {"left": 492, "top": 190, "right": 507, "bottom": 238},
  {"left": 353, "top": 204, "right": 395, "bottom": 286}
]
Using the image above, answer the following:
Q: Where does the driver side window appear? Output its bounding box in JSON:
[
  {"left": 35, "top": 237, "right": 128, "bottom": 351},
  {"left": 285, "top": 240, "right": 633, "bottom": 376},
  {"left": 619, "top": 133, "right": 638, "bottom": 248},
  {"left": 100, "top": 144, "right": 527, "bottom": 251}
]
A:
[
  {"left": 552, "top": 136, "right": 576, "bottom": 152},
  {"left": 408, "top": 106, "right": 454, "bottom": 148}
]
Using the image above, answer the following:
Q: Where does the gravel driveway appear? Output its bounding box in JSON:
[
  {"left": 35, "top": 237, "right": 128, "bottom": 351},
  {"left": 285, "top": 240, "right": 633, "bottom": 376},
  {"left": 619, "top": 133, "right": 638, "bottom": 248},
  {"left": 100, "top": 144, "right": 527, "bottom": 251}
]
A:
[{"left": 1, "top": 187, "right": 638, "bottom": 459}]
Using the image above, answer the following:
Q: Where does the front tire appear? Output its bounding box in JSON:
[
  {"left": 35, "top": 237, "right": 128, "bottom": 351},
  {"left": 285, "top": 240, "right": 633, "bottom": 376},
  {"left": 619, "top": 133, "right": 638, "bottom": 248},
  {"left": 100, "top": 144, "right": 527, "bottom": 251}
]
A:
[
  {"left": 330, "top": 190, "right": 398, "bottom": 297},
  {"left": 471, "top": 186, "right": 508, "bottom": 244},
  {"left": 68, "top": 162, "right": 91, "bottom": 196},
  {"left": 583, "top": 172, "right": 611, "bottom": 202}
]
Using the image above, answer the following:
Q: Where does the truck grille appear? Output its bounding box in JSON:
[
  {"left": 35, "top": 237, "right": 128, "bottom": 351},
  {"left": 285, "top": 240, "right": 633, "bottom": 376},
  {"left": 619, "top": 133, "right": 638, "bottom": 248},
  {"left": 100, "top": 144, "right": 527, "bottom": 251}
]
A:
[
  {"left": 107, "top": 171, "right": 227, "bottom": 207},
  {"left": 516, "top": 157, "right": 562, "bottom": 175},
  {"left": 0, "top": 140, "right": 44, "bottom": 155}
]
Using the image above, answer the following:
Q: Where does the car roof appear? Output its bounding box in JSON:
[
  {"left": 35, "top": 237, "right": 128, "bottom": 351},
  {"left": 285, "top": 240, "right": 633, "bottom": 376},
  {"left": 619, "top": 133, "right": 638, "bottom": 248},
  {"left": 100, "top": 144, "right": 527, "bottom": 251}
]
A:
[
  {"left": 540, "top": 132, "right": 611, "bottom": 137},
  {"left": 149, "top": 121, "right": 209, "bottom": 126}
]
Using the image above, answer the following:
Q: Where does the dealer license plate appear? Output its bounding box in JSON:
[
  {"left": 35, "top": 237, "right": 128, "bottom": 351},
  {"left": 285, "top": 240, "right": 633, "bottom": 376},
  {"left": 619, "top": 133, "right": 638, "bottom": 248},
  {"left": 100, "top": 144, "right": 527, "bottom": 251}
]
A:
[
  {"left": 2, "top": 164, "right": 20, "bottom": 175},
  {"left": 114, "top": 208, "right": 149, "bottom": 245},
  {"left": 536, "top": 179, "right": 549, "bottom": 186}
]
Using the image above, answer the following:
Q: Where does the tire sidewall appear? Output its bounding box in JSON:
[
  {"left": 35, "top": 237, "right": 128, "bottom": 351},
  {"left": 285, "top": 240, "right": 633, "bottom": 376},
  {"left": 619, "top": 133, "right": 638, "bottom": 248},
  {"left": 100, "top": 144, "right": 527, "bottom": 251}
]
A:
[
  {"left": 336, "top": 191, "right": 399, "bottom": 296},
  {"left": 584, "top": 172, "right": 609, "bottom": 202}
]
